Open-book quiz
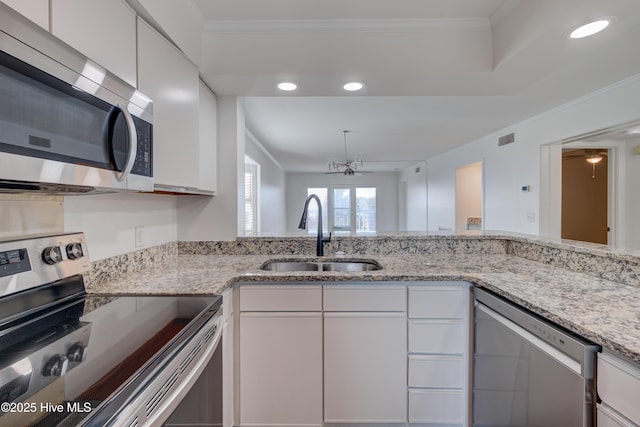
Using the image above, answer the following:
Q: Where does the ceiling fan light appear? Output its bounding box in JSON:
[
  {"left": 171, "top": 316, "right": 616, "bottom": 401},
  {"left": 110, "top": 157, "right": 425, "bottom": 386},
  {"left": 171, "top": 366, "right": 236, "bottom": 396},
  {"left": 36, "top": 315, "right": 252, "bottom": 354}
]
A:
[
  {"left": 570, "top": 19, "right": 609, "bottom": 39},
  {"left": 586, "top": 154, "right": 603, "bottom": 164},
  {"left": 343, "top": 82, "right": 364, "bottom": 92},
  {"left": 277, "top": 82, "right": 298, "bottom": 91}
]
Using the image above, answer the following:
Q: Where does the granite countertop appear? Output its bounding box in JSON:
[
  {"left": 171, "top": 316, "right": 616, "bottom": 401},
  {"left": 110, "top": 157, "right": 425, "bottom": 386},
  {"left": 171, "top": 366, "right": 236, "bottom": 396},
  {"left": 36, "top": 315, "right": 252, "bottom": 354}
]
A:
[{"left": 88, "top": 251, "right": 640, "bottom": 365}]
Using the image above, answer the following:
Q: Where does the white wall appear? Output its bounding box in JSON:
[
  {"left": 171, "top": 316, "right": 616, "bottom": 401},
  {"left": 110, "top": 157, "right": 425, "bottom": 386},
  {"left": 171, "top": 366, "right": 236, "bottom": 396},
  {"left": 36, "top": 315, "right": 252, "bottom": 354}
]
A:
[
  {"left": 400, "top": 161, "right": 428, "bottom": 231},
  {"left": 427, "top": 74, "right": 640, "bottom": 236},
  {"left": 245, "top": 131, "right": 287, "bottom": 234},
  {"left": 177, "top": 96, "right": 245, "bottom": 241},
  {"left": 285, "top": 172, "right": 399, "bottom": 233},
  {"left": 0, "top": 195, "right": 63, "bottom": 240},
  {"left": 64, "top": 192, "right": 177, "bottom": 261}
]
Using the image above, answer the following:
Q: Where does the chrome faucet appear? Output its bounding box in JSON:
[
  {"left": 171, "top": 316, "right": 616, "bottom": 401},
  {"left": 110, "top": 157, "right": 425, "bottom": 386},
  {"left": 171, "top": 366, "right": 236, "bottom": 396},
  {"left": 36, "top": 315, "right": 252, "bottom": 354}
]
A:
[{"left": 298, "top": 194, "right": 331, "bottom": 256}]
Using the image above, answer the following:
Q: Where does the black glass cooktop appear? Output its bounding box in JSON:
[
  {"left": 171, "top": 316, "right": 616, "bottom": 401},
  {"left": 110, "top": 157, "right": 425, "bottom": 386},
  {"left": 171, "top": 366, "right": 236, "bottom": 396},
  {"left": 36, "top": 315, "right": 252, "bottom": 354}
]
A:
[{"left": 0, "top": 292, "right": 217, "bottom": 426}]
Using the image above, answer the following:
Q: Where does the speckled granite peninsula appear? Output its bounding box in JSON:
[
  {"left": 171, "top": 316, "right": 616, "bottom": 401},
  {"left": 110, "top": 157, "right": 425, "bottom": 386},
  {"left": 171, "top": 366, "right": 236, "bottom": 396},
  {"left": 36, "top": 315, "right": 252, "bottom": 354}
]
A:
[{"left": 84, "top": 232, "right": 640, "bottom": 365}]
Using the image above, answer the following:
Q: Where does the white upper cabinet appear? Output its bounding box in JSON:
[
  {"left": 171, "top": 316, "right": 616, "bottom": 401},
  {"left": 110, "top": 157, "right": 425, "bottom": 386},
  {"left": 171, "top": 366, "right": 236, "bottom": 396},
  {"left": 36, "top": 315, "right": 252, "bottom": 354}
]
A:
[
  {"left": 2, "top": 0, "right": 49, "bottom": 30},
  {"left": 198, "top": 80, "right": 217, "bottom": 193},
  {"left": 50, "top": 0, "right": 137, "bottom": 87},
  {"left": 137, "top": 18, "right": 201, "bottom": 192}
]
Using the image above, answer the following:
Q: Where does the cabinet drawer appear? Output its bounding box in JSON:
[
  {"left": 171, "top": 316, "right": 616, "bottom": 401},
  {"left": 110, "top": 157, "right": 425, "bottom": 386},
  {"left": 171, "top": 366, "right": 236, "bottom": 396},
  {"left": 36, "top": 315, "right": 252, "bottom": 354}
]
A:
[
  {"left": 598, "top": 353, "right": 640, "bottom": 424},
  {"left": 239, "top": 285, "right": 322, "bottom": 311},
  {"left": 408, "top": 355, "right": 465, "bottom": 389},
  {"left": 408, "top": 320, "right": 466, "bottom": 354},
  {"left": 598, "top": 404, "right": 638, "bottom": 427},
  {"left": 323, "top": 285, "right": 406, "bottom": 312},
  {"left": 408, "top": 285, "right": 469, "bottom": 319},
  {"left": 408, "top": 389, "right": 465, "bottom": 424}
]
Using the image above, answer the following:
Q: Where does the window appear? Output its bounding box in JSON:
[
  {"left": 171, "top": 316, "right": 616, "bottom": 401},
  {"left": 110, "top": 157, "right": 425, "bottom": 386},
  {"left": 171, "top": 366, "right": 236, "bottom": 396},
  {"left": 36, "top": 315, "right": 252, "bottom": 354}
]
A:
[
  {"left": 305, "top": 186, "right": 376, "bottom": 234},
  {"left": 244, "top": 163, "right": 258, "bottom": 235},
  {"left": 332, "top": 187, "right": 352, "bottom": 231},
  {"left": 356, "top": 188, "right": 376, "bottom": 233}
]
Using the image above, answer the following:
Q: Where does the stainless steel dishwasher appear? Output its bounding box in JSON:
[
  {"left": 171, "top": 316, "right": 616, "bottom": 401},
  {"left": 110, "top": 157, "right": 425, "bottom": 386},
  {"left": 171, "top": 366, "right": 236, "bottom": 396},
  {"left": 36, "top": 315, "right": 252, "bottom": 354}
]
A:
[{"left": 473, "top": 288, "right": 600, "bottom": 427}]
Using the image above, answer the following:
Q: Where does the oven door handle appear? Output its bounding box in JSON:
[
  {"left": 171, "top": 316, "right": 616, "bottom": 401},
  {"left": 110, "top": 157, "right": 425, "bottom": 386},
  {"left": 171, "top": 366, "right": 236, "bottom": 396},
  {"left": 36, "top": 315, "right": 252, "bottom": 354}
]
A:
[
  {"left": 477, "top": 303, "right": 582, "bottom": 374},
  {"left": 115, "top": 103, "right": 137, "bottom": 182}
]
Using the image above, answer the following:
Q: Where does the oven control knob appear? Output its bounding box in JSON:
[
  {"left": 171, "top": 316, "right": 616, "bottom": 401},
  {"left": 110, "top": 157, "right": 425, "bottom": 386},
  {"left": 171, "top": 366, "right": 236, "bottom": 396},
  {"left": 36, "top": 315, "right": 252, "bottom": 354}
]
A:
[
  {"left": 43, "top": 355, "right": 69, "bottom": 377},
  {"left": 42, "top": 246, "right": 63, "bottom": 265},
  {"left": 66, "top": 243, "right": 84, "bottom": 260},
  {"left": 67, "top": 343, "right": 87, "bottom": 363}
]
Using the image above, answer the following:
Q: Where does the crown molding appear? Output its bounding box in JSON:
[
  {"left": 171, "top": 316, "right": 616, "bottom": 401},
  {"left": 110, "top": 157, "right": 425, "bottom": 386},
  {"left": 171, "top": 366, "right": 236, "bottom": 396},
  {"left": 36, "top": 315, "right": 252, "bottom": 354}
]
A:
[{"left": 245, "top": 129, "right": 284, "bottom": 171}]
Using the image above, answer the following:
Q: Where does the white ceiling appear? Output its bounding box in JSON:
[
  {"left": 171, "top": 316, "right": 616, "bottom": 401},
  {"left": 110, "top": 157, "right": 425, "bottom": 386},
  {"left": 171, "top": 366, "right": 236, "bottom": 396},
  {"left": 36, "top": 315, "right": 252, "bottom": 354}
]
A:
[{"left": 191, "top": 0, "right": 640, "bottom": 172}]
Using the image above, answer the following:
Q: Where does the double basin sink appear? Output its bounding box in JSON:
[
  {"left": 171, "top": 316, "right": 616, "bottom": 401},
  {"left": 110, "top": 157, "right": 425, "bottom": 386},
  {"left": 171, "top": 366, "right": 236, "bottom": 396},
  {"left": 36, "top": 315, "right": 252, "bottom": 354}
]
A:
[{"left": 261, "top": 259, "right": 382, "bottom": 272}]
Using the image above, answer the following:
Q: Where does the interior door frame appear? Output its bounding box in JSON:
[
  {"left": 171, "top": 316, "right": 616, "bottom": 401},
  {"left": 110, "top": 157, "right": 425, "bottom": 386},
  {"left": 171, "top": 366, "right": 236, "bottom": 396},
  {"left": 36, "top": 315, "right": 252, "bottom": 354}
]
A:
[
  {"left": 454, "top": 161, "right": 484, "bottom": 232},
  {"left": 540, "top": 141, "right": 621, "bottom": 246}
]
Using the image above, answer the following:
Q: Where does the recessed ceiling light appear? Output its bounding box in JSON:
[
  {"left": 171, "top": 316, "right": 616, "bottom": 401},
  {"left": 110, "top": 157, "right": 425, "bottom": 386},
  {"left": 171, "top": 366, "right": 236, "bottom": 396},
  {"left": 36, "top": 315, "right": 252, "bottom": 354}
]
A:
[
  {"left": 569, "top": 19, "right": 610, "bottom": 39},
  {"left": 277, "top": 82, "right": 298, "bottom": 91},
  {"left": 343, "top": 82, "right": 365, "bottom": 92}
]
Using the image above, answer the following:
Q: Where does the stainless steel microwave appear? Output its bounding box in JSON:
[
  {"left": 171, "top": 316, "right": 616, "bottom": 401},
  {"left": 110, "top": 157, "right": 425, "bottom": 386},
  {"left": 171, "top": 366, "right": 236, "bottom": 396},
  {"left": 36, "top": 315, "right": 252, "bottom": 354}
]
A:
[{"left": 0, "top": 4, "right": 153, "bottom": 193}]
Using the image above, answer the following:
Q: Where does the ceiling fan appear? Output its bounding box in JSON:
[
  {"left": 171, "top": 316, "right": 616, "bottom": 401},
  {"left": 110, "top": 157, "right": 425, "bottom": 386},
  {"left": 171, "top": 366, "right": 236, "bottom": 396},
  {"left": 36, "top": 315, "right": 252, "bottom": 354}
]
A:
[
  {"left": 326, "top": 130, "right": 372, "bottom": 176},
  {"left": 563, "top": 148, "right": 608, "bottom": 178}
]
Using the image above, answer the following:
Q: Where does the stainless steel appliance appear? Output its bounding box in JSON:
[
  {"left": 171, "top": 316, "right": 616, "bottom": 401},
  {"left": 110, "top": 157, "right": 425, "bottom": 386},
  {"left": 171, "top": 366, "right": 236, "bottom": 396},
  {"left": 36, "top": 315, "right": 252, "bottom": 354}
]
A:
[
  {"left": 0, "top": 3, "right": 153, "bottom": 193},
  {"left": 0, "top": 233, "right": 222, "bottom": 426},
  {"left": 473, "top": 288, "right": 600, "bottom": 427}
]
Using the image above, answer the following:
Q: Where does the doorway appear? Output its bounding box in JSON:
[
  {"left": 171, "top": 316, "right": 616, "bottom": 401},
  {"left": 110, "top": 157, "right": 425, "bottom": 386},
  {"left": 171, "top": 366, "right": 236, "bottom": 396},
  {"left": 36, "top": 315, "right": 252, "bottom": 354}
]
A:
[
  {"left": 561, "top": 149, "right": 609, "bottom": 244},
  {"left": 455, "top": 162, "right": 483, "bottom": 232}
]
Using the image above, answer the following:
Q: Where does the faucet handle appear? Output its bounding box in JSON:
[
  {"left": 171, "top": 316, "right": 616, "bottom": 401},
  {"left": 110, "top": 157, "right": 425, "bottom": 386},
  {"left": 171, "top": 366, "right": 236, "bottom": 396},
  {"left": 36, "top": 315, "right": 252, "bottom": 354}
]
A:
[{"left": 323, "top": 232, "right": 332, "bottom": 243}]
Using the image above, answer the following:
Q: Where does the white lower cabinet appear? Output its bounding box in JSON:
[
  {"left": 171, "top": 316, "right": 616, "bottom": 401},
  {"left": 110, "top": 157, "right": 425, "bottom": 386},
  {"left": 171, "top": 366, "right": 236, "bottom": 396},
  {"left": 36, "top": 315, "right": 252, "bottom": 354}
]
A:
[
  {"left": 235, "top": 282, "right": 471, "bottom": 426},
  {"left": 408, "top": 283, "right": 471, "bottom": 426},
  {"left": 598, "top": 403, "right": 638, "bottom": 427},
  {"left": 237, "top": 285, "right": 323, "bottom": 426},
  {"left": 408, "top": 389, "right": 466, "bottom": 425},
  {"left": 597, "top": 351, "right": 640, "bottom": 426},
  {"left": 323, "top": 285, "right": 408, "bottom": 423},
  {"left": 324, "top": 312, "right": 407, "bottom": 423}
]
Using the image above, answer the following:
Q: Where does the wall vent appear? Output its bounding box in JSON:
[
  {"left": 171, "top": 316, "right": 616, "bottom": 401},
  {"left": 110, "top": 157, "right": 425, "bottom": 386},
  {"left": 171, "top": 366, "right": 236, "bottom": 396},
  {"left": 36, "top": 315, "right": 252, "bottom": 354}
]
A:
[{"left": 498, "top": 132, "right": 515, "bottom": 147}]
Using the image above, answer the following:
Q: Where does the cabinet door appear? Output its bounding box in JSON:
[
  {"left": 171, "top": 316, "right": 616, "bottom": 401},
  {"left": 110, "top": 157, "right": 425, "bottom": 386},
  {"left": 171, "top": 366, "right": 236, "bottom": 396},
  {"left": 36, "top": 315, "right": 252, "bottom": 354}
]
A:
[
  {"left": 598, "top": 352, "right": 640, "bottom": 424},
  {"left": 51, "top": 0, "right": 136, "bottom": 87},
  {"left": 324, "top": 312, "right": 407, "bottom": 423},
  {"left": 198, "top": 80, "right": 217, "bottom": 193},
  {"left": 597, "top": 403, "right": 638, "bottom": 427},
  {"left": 2, "top": 0, "right": 49, "bottom": 30},
  {"left": 137, "top": 18, "right": 200, "bottom": 190},
  {"left": 239, "top": 312, "right": 322, "bottom": 426}
]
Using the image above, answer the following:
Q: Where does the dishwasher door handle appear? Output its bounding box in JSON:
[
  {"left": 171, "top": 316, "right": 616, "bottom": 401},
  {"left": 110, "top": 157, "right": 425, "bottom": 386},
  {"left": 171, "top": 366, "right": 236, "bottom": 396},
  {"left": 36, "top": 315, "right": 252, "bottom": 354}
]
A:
[{"left": 477, "top": 303, "right": 582, "bottom": 375}]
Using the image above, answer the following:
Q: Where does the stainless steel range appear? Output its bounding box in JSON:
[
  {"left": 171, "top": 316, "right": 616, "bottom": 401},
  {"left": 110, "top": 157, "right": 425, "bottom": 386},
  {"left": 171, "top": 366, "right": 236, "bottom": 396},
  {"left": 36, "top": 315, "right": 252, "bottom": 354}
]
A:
[{"left": 0, "top": 233, "right": 223, "bottom": 426}]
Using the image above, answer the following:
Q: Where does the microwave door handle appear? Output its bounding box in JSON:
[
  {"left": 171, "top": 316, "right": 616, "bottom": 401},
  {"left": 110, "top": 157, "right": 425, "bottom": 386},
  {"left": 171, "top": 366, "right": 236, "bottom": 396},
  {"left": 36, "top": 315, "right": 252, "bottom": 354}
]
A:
[{"left": 115, "top": 103, "right": 138, "bottom": 182}]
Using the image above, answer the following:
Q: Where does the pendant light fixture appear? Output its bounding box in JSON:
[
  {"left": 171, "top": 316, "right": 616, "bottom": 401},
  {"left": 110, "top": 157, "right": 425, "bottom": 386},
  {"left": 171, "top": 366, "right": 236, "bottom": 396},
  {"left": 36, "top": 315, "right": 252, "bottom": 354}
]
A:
[{"left": 586, "top": 153, "right": 603, "bottom": 178}]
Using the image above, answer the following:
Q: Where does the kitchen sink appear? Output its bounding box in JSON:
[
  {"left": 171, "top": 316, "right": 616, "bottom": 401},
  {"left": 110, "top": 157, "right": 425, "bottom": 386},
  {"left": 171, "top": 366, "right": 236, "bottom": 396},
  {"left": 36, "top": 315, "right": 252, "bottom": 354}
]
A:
[
  {"left": 321, "top": 261, "right": 381, "bottom": 272},
  {"left": 260, "top": 260, "right": 382, "bottom": 272},
  {"left": 260, "top": 261, "right": 320, "bottom": 271}
]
